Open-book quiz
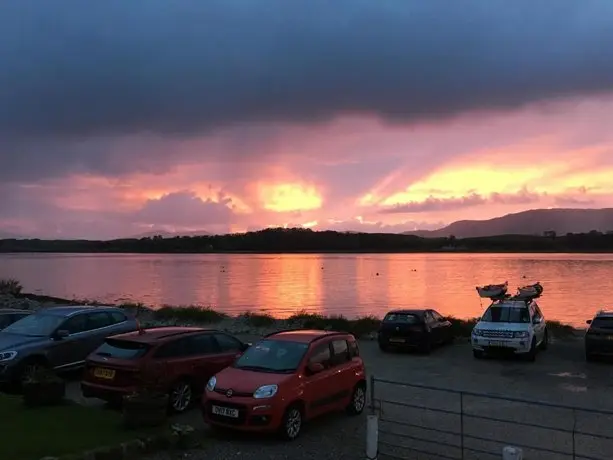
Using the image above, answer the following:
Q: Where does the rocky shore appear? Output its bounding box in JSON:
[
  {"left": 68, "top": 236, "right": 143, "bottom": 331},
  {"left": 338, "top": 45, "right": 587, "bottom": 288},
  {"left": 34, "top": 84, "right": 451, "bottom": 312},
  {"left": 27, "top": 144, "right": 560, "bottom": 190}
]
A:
[{"left": 0, "top": 291, "right": 582, "bottom": 340}]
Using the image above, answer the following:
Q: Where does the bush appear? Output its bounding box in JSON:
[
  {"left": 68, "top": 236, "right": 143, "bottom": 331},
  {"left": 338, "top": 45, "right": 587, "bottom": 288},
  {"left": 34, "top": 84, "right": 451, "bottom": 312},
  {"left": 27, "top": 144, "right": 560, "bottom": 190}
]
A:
[{"left": 0, "top": 278, "right": 23, "bottom": 295}]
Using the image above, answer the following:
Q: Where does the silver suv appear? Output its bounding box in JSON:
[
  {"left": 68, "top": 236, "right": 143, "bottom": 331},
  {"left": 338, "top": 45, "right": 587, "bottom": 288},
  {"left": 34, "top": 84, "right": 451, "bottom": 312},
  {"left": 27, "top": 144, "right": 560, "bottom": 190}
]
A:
[{"left": 0, "top": 305, "right": 138, "bottom": 384}]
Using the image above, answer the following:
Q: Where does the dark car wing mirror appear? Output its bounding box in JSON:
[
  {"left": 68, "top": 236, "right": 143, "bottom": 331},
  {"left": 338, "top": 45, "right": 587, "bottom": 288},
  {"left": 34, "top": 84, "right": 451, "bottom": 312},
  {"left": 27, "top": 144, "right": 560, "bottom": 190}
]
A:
[
  {"left": 586, "top": 319, "right": 592, "bottom": 325},
  {"left": 240, "top": 342, "right": 251, "bottom": 352},
  {"left": 307, "top": 362, "right": 324, "bottom": 374},
  {"left": 53, "top": 329, "right": 69, "bottom": 340}
]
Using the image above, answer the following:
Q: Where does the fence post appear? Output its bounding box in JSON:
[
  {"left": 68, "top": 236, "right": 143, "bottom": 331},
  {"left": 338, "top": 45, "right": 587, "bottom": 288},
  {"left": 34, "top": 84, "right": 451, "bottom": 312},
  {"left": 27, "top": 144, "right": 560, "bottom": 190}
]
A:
[
  {"left": 502, "top": 446, "right": 523, "bottom": 459},
  {"left": 460, "top": 392, "right": 464, "bottom": 459},
  {"left": 366, "top": 375, "right": 378, "bottom": 460}
]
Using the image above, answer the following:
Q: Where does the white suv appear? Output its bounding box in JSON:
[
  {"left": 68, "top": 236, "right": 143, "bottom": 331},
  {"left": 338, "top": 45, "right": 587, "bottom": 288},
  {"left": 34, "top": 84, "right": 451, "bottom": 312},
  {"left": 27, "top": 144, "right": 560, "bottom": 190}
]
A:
[{"left": 471, "top": 299, "right": 548, "bottom": 361}]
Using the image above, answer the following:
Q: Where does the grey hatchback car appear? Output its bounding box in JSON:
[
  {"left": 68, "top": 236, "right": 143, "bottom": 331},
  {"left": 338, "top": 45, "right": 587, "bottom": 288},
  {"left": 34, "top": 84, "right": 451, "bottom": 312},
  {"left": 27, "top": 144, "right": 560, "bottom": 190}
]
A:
[{"left": 0, "top": 305, "right": 138, "bottom": 384}]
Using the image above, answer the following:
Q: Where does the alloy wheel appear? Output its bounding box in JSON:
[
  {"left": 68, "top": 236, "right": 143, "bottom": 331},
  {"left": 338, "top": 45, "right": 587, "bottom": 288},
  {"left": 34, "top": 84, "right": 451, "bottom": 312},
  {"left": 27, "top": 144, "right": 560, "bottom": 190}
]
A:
[
  {"left": 353, "top": 386, "right": 366, "bottom": 412},
  {"left": 170, "top": 382, "right": 192, "bottom": 412},
  {"left": 285, "top": 408, "right": 302, "bottom": 439}
]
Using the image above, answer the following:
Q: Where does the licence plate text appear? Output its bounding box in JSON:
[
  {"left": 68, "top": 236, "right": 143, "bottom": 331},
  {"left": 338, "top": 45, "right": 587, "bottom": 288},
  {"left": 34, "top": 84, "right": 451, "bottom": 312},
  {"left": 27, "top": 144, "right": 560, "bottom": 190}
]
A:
[
  {"left": 488, "top": 341, "right": 507, "bottom": 347},
  {"left": 93, "top": 368, "right": 115, "bottom": 380},
  {"left": 212, "top": 405, "right": 239, "bottom": 418},
  {"left": 389, "top": 338, "right": 405, "bottom": 343}
]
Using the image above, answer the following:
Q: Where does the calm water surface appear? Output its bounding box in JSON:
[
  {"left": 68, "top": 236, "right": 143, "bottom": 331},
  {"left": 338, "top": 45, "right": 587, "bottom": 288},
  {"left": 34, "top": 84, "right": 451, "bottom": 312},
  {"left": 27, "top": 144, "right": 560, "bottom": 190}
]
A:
[{"left": 0, "top": 253, "right": 611, "bottom": 327}]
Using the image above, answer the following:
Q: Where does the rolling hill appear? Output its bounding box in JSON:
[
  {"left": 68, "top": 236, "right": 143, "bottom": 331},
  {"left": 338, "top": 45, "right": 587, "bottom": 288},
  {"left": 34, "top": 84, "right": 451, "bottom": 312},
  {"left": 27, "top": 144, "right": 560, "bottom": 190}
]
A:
[{"left": 404, "top": 208, "right": 613, "bottom": 238}]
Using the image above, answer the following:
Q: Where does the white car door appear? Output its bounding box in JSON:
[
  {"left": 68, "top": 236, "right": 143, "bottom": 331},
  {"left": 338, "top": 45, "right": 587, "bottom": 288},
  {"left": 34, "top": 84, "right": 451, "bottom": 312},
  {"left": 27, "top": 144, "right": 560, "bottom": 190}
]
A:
[{"left": 532, "top": 304, "right": 546, "bottom": 344}]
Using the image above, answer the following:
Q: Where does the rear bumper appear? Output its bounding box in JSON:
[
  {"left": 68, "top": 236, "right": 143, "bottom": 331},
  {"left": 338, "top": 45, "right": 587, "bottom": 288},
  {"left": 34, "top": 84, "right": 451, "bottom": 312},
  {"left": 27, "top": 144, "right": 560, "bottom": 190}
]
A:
[
  {"left": 378, "top": 331, "right": 428, "bottom": 347},
  {"left": 202, "top": 392, "right": 284, "bottom": 433},
  {"left": 586, "top": 338, "right": 613, "bottom": 356},
  {"left": 81, "top": 380, "right": 135, "bottom": 402}
]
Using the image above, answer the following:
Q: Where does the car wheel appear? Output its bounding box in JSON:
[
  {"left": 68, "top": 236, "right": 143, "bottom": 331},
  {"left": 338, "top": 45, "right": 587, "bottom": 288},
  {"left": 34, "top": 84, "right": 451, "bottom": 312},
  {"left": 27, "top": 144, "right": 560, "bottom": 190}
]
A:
[
  {"left": 539, "top": 330, "right": 548, "bottom": 350},
  {"left": 347, "top": 382, "right": 366, "bottom": 415},
  {"left": 169, "top": 380, "right": 193, "bottom": 413},
  {"left": 525, "top": 338, "right": 537, "bottom": 362},
  {"left": 378, "top": 341, "right": 389, "bottom": 352},
  {"left": 419, "top": 336, "right": 431, "bottom": 354},
  {"left": 585, "top": 351, "right": 595, "bottom": 362},
  {"left": 473, "top": 349, "right": 484, "bottom": 359},
  {"left": 17, "top": 358, "right": 49, "bottom": 385},
  {"left": 279, "top": 404, "right": 303, "bottom": 441}
]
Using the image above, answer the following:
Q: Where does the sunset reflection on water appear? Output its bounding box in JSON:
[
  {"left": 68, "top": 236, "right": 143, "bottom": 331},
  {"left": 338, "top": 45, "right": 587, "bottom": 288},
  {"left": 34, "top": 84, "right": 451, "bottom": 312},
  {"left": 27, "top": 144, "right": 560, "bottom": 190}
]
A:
[{"left": 2, "top": 252, "right": 612, "bottom": 327}]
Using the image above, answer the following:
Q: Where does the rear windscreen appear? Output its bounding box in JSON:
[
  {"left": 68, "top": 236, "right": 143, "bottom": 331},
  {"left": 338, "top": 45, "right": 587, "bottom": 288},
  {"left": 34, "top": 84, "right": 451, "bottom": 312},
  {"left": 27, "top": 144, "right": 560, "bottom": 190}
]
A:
[
  {"left": 94, "top": 339, "right": 150, "bottom": 359},
  {"left": 592, "top": 317, "right": 613, "bottom": 328},
  {"left": 383, "top": 313, "right": 419, "bottom": 323}
]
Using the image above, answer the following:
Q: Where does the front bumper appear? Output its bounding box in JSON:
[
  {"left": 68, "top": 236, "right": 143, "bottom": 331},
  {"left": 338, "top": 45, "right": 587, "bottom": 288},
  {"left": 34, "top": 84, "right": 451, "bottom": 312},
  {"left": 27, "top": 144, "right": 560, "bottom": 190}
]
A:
[
  {"left": 471, "top": 336, "right": 532, "bottom": 354},
  {"left": 202, "top": 391, "right": 284, "bottom": 432},
  {"left": 0, "top": 361, "right": 19, "bottom": 384}
]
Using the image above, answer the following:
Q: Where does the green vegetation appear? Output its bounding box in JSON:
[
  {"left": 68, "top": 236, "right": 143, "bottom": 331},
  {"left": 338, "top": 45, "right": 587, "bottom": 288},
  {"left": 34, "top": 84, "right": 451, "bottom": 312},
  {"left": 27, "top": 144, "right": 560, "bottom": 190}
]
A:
[
  {"left": 141, "top": 305, "right": 578, "bottom": 338},
  {"left": 0, "top": 277, "right": 22, "bottom": 295},
  {"left": 0, "top": 394, "right": 159, "bottom": 460},
  {"left": 1, "top": 227, "right": 613, "bottom": 253}
]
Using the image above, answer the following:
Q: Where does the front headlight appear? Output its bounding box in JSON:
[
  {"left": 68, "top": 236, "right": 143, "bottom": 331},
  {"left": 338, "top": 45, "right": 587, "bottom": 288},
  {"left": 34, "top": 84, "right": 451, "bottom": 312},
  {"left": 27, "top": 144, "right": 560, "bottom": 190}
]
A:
[
  {"left": 513, "top": 331, "right": 529, "bottom": 338},
  {"left": 206, "top": 376, "right": 216, "bottom": 391},
  {"left": 0, "top": 351, "right": 17, "bottom": 362},
  {"left": 253, "top": 384, "right": 278, "bottom": 399}
]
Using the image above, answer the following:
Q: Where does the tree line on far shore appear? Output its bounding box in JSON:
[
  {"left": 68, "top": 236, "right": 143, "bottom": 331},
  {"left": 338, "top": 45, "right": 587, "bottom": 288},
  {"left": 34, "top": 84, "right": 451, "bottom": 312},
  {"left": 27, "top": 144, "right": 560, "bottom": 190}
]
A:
[{"left": 1, "top": 227, "right": 613, "bottom": 253}]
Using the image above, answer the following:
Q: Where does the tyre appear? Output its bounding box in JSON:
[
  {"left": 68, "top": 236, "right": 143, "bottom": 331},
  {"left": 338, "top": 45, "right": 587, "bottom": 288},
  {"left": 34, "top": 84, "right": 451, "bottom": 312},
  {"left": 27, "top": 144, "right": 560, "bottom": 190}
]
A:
[
  {"left": 346, "top": 382, "right": 366, "bottom": 415},
  {"left": 168, "top": 380, "right": 193, "bottom": 413},
  {"left": 16, "top": 357, "right": 49, "bottom": 386},
  {"left": 419, "top": 336, "right": 431, "bottom": 354},
  {"left": 539, "top": 330, "right": 548, "bottom": 350},
  {"left": 585, "top": 351, "right": 595, "bottom": 362},
  {"left": 279, "top": 404, "right": 303, "bottom": 441},
  {"left": 378, "top": 341, "right": 389, "bottom": 352},
  {"left": 525, "top": 338, "right": 537, "bottom": 362},
  {"left": 473, "top": 349, "right": 484, "bottom": 359}
]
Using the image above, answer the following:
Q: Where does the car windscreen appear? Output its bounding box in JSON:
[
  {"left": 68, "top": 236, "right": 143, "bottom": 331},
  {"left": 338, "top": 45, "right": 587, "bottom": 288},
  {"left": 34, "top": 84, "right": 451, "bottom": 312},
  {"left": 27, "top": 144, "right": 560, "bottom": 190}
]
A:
[
  {"left": 233, "top": 339, "right": 309, "bottom": 373},
  {"left": 481, "top": 306, "right": 530, "bottom": 323},
  {"left": 1, "top": 313, "right": 64, "bottom": 336},
  {"left": 592, "top": 317, "right": 613, "bottom": 329},
  {"left": 383, "top": 313, "right": 419, "bottom": 324},
  {"left": 94, "top": 339, "right": 151, "bottom": 359}
]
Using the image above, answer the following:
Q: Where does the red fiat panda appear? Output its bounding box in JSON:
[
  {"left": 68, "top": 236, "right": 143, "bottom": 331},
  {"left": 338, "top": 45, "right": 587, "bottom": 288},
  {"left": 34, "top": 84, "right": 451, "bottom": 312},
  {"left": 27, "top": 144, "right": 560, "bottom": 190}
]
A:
[{"left": 202, "top": 329, "right": 367, "bottom": 440}]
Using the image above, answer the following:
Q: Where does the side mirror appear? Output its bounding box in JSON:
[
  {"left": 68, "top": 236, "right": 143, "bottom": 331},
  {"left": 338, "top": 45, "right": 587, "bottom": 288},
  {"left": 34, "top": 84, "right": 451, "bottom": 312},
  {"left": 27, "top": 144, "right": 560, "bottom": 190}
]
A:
[
  {"left": 307, "top": 362, "right": 324, "bottom": 374},
  {"left": 532, "top": 317, "right": 541, "bottom": 324},
  {"left": 586, "top": 319, "right": 592, "bottom": 325},
  {"left": 54, "top": 329, "right": 69, "bottom": 340},
  {"left": 240, "top": 342, "right": 251, "bottom": 352}
]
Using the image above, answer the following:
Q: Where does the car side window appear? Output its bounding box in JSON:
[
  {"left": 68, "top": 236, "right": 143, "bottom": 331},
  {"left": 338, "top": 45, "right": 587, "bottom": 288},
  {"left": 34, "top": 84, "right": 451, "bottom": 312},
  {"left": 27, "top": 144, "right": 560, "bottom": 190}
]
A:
[
  {"left": 185, "top": 334, "right": 217, "bottom": 355},
  {"left": 0, "top": 315, "right": 11, "bottom": 328},
  {"left": 110, "top": 311, "right": 127, "bottom": 324},
  {"left": 424, "top": 311, "right": 435, "bottom": 323},
  {"left": 213, "top": 333, "right": 242, "bottom": 352},
  {"left": 308, "top": 342, "right": 332, "bottom": 369},
  {"left": 61, "top": 314, "right": 88, "bottom": 334},
  {"left": 154, "top": 339, "right": 188, "bottom": 359},
  {"left": 330, "top": 339, "right": 350, "bottom": 366},
  {"left": 431, "top": 311, "right": 444, "bottom": 321},
  {"left": 86, "top": 312, "right": 113, "bottom": 330},
  {"left": 348, "top": 339, "right": 360, "bottom": 358}
]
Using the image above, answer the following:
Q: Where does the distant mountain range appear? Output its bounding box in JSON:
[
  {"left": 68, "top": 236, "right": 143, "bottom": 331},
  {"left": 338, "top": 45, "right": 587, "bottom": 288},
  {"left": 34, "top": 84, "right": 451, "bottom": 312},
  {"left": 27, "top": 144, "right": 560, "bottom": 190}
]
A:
[{"left": 404, "top": 208, "right": 613, "bottom": 238}]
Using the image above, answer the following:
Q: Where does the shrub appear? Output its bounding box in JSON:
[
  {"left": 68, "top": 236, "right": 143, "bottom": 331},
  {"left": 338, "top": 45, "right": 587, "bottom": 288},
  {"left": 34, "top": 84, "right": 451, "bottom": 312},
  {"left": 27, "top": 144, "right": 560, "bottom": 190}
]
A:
[{"left": 0, "top": 278, "right": 23, "bottom": 295}]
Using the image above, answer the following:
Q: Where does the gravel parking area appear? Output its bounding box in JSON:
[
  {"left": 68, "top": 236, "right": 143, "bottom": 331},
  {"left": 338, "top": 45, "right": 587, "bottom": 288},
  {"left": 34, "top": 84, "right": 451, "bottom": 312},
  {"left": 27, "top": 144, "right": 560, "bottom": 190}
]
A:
[{"left": 66, "top": 335, "right": 613, "bottom": 460}]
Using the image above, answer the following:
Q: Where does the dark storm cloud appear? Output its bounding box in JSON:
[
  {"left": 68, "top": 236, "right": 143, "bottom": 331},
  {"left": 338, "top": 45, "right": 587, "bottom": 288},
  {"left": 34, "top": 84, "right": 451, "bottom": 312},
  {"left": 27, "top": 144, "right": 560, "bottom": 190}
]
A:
[{"left": 1, "top": 0, "right": 613, "bottom": 177}]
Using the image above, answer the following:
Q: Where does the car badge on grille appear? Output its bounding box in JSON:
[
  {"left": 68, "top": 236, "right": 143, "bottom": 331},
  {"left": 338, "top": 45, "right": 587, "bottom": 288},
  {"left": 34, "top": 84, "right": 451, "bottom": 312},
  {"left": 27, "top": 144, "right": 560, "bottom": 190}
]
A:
[{"left": 226, "top": 389, "right": 233, "bottom": 398}]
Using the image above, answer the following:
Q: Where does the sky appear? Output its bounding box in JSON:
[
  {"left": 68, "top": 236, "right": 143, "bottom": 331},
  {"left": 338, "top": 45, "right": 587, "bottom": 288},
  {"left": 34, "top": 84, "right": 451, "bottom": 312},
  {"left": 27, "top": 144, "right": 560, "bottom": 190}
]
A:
[{"left": 1, "top": 1, "right": 613, "bottom": 239}]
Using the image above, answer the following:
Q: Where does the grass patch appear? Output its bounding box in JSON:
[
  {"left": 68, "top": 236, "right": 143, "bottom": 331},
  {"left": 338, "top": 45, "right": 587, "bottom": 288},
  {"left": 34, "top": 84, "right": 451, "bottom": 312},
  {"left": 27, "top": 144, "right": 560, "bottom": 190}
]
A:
[
  {"left": 152, "top": 305, "right": 229, "bottom": 323},
  {"left": 546, "top": 320, "right": 577, "bottom": 337},
  {"left": 239, "top": 311, "right": 277, "bottom": 327},
  {"left": 0, "top": 394, "right": 157, "bottom": 460},
  {"left": 447, "top": 317, "right": 479, "bottom": 337}
]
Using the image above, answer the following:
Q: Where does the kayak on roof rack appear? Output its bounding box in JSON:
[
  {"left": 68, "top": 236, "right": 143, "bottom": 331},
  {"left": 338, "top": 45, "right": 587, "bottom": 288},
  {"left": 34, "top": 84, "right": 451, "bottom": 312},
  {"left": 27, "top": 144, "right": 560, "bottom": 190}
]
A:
[
  {"left": 515, "top": 282, "right": 543, "bottom": 300},
  {"left": 476, "top": 281, "right": 508, "bottom": 299}
]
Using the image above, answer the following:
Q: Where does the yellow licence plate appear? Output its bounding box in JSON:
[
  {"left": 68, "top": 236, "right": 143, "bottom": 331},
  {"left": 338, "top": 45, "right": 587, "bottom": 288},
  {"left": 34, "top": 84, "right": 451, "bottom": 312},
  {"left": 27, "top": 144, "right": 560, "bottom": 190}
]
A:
[{"left": 93, "top": 368, "right": 116, "bottom": 380}]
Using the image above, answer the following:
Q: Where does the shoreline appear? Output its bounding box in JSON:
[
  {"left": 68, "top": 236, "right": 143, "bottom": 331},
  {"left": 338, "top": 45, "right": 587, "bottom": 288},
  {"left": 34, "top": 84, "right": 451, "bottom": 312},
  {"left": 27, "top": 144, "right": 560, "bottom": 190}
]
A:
[{"left": 0, "top": 290, "right": 583, "bottom": 340}]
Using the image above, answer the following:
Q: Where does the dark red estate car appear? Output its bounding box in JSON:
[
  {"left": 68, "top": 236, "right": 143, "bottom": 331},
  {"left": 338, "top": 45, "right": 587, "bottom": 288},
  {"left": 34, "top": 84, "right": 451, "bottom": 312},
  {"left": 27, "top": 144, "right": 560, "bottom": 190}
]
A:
[
  {"left": 81, "top": 327, "right": 249, "bottom": 412},
  {"left": 202, "top": 330, "right": 367, "bottom": 440}
]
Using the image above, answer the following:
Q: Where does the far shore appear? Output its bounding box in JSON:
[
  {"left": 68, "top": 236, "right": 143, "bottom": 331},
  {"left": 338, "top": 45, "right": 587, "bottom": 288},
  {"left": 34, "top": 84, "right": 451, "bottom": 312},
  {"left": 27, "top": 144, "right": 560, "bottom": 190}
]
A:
[{"left": 1, "top": 290, "right": 583, "bottom": 340}]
